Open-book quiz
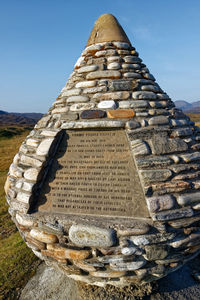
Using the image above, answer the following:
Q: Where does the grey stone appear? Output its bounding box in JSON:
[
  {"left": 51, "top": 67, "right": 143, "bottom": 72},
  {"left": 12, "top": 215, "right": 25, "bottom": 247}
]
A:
[
  {"left": 19, "top": 263, "right": 81, "bottom": 300},
  {"left": 96, "top": 91, "right": 130, "bottom": 100},
  {"left": 9, "top": 163, "right": 23, "bottom": 178},
  {"left": 136, "top": 112, "right": 149, "bottom": 117},
  {"left": 143, "top": 73, "right": 155, "bottom": 81},
  {"left": 66, "top": 96, "right": 89, "bottom": 103},
  {"left": 113, "top": 42, "right": 130, "bottom": 49},
  {"left": 136, "top": 79, "right": 154, "bottom": 85},
  {"left": 17, "top": 191, "right": 31, "bottom": 204},
  {"left": 122, "top": 63, "right": 136, "bottom": 69},
  {"left": 70, "top": 103, "right": 95, "bottom": 111},
  {"left": 171, "top": 128, "right": 193, "bottom": 137},
  {"left": 40, "top": 130, "right": 60, "bottom": 137},
  {"left": 170, "top": 155, "right": 180, "bottom": 164},
  {"left": 36, "top": 138, "right": 54, "bottom": 156},
  {"left": 141, "top": 85, "right": 160, "bottom": 92},
  {"left": 131, "top": 100, "right": 149, "bottom": 108},
  {"left": 107, "top": 62, "right": 121, "bottom": 70},
  {"left": 132, "top": 91, "right": 157, "bottom": 100},
  {"left": 16, "top": 213, "right": 35, "bottom": 227},
  {"left": 38, "top": 222, "right": 64, "bottom": 235},
  {"left": 125, "top": 120, "right": 140, "bottom": 129},
  {"left": 75, "top": 80, "right": 96, "bottom": 88},
  {"left": 149, "top": 101, "right": 167, "bottom": 108},
  {"left": 181, "top": 152, "right": 200, "bottom": 163},
  {"left": 74, "top": 56, "right": 85, "bottom": 68},
  {"left": 119, "top": 100, "right": 148, "bottom": 109},
  {"left": 77, "top": 65, "right": 99, "bottom": 73},
  {"left": 20, "top": 155, "right": 43, "bottom": 168},
  {"left": 98, "top": 255, "right": 132, "bottom": 264},
  {"left": 86, "top": 70, "right": 121, "bottom": 80},
  {"left": 98, "top": 80, "right": 109, "bottom": 88},
  {"left": 36, "top": 115, "right": 51, "bottom": 128},
  {"left": 157, "top": 93, "right": 170, "bottom": 100},
  {"left": 121, "top": 246, "right": 142, "bottom": 256},
  {"left": 60, "top": 113, "right": 78, "bottom": 121},
  {"left": 13, "top": 153, "right": 20, "bottom": 164},
  {"left": 170, "top": 119, "right": 189, "bottom": 127},
  {"left": 146, "top": 195, "right": 175, "bottom": 213},
  {"left": 144, "top": 245, "right": 168, "bottom": 260},
  {"left": 61, "top": 120, "right": 125, "bottom": 129},
  {"left": 26, "top": 138, "right": 40, "bottom": 147},
  {"left": 118, "top": 100, "right": 132, "bottom": 108},
  {"left": 69, "top": 224, "right": 116, "bottom": 247},
  {"left": 24, "top": 168, "right": 40, "bottom": 181},
  {"left": 139, "top": 169, "right": 172, "bottom": 184},
  {"left": 169, "top": 216, "right": 200, "bottom": 228},
  {"left": 22, "top": 181, "right": 34, "bottom": 192},
  {"left": 149, "top": 116, "right": 169, "bottom": 126},
  {"left": 124, "top": 72, "right": 142, "bottom": 79},
  {"left": 110, "top": 258, "right": 146, "bottom": 271},
  {"left": 95, "top": 49, "right": 117, "bottom": 57},
  {"left": 86, "top": 87, "right": 109, "bottom": 95},
  {"left": 136, "top": 157, "right": 172, "bottom": 168},
  {"left": 118, "top": 223, "right": 150, "bottom": 236},
  {"left": 131, "top": 139, "right": 150, "bottom": 156},
  {"left": 170, "top": 233, "right": 200, "bottom": 248},
  {"left": 177, "top": 192, "right": 200, "bottom": 206},
  {"left": 51, "top": 107, "right": 69, "bottom": 114},
  {"left": 107, "top": 56, "right": 122, "bottom": 62},
  {"left": 152, "top": 208, "right": 194, "bottom": 221},
  {"left": 83, "top": 44, "right": 103, "bottom": 55},
  {"left": 123, "top": 55, "right": 142, "bottom": 63},
  {"left": 109, "top": 80, "right": 134, "bottom": 91},
  {"left": 130, "top": 233, "right": 175, "bottom": 246},
  {"left": 150, "top": 134, "right": 188, "bottom": 154},
  {"left": 61, "top": 88, "right": 81, "bottom": 97}
]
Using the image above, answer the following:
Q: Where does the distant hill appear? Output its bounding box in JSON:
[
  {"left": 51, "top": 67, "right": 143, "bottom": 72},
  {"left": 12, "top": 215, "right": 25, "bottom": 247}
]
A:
[
  {"left": 175, "top": 101, "right": 200, "bottom": 113},
  {"left": 0, "top": 110, "right": 43, "bottom": 126}
]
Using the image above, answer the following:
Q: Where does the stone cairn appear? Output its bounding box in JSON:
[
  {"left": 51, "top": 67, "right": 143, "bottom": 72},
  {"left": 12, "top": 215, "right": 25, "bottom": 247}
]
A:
[{"left": 5, "top": 14, "right": 200, "bottom": 287}]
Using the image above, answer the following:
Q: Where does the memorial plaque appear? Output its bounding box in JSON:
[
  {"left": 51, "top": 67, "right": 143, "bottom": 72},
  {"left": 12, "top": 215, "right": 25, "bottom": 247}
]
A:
[{"left": 38, "top": 129, "right": 149, "bottom": 218}]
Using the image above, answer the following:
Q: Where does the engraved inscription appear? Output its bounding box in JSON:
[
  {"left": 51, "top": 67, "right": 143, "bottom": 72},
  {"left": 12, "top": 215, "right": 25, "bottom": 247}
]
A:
[{"left": 38, "top": 130, "right": 149, "bottom": 217}]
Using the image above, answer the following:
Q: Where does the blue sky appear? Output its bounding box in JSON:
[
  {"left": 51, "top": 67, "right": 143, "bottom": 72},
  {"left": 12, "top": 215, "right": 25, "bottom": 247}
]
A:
[{"left": 0, "top": 0, "right": 200, "bottom": 113}]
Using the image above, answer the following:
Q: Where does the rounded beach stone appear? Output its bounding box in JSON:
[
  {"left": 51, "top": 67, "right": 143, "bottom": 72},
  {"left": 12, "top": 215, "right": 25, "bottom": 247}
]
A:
[
  {"left": 97, "top": 100, "right": 116, "bottom": 109},
  {"left": 24, "top": 168, "right": 40, "bottom": 181},
  {"left": 30, "top": 228, "right": 58, "bottom": 244},
  {"left": 69, "top": 224, "right": 116, "bottom": 247},
  {"left": 16, "top": 213, "right": 35, "bottom": 227},
  {"left": 107, "top": 62, "right": 121, "bottom": 70},
  {"left": 36, "top": 138, "right": 54, "bottom": 156}
]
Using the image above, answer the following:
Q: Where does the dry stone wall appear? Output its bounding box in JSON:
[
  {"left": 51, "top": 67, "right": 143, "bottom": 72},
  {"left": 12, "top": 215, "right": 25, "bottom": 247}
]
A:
[{"left": 5, "top": 22, "right": 200, "bottom": 287}]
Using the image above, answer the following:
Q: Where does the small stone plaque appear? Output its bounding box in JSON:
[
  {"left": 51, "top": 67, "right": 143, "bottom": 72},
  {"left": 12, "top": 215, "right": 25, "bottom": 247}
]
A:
[{"left": 38, "top": 129, "right": 149, "bottom": 218}]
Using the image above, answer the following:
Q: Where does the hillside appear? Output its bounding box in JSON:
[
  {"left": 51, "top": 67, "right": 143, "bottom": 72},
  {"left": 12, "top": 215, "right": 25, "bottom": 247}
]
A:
[
  {"left": 175, "top": 100, "right": 200, "bottom": 113},
  {"left": 0, "top": 110, "right": 43, "bottom": 126}
]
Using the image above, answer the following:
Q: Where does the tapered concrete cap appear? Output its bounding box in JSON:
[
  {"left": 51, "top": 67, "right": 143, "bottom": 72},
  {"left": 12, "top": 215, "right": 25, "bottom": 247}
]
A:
[{"left": 86, "top": 14, "right": 131, "bottom": 47}]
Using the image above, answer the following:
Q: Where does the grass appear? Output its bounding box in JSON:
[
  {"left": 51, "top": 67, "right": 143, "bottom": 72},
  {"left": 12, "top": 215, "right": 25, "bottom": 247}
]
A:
[
  {"left": 186, "top": 113, "right": 200, "bottom": 124},
  {"left": 0, "top": 126, "right": 40, "bottom": 300}
]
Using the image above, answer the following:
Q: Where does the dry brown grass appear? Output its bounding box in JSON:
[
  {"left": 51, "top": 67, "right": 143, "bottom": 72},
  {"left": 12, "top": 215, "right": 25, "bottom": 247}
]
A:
[{"left": 0, "top": 126, "right": 40, "bottom": 299}]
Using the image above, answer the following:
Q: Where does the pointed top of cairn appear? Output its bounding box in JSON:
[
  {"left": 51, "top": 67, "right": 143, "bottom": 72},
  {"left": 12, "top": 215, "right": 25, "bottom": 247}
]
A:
[{"left": 86, "top": 14, "right": 131, "bottom": 47}]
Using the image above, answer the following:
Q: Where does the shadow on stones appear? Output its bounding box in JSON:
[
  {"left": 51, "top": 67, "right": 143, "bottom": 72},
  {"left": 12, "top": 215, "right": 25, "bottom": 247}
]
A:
[{"left": 30, "top": 131, "right": 69, "bottom": 213}]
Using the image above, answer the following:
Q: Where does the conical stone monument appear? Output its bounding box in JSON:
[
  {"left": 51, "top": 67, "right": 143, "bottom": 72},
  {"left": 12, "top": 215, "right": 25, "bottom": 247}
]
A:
[{"left": 5, "top": 14, "right": 200, "bottom": 287}]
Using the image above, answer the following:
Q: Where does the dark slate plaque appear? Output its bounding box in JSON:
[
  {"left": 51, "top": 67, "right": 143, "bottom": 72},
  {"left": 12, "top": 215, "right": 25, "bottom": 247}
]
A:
[{"left": 38, "top": 129, "right": 149, "bottom": 218}]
